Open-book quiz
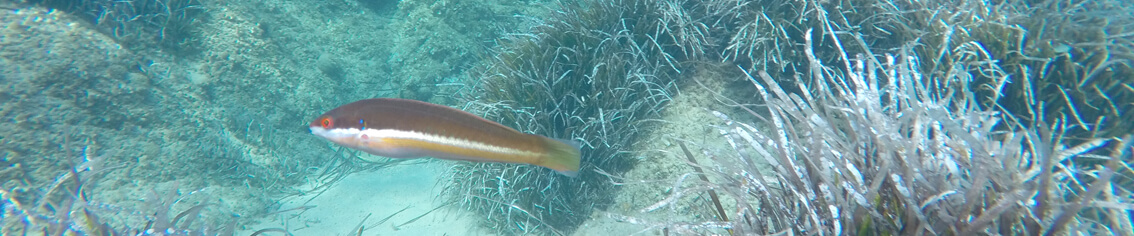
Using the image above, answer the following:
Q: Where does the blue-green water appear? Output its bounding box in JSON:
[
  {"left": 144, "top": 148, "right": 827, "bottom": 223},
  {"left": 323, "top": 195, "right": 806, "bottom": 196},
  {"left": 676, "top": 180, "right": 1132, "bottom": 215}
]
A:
[{"left": 1, "top": 0, "right": 1132, "bottom": 235}]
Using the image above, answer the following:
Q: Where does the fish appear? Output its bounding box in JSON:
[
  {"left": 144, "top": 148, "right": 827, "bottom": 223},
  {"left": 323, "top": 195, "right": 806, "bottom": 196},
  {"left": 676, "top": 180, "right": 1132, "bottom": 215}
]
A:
[{"left": 309, "top": 98, "right": 582, "bottom": 177}]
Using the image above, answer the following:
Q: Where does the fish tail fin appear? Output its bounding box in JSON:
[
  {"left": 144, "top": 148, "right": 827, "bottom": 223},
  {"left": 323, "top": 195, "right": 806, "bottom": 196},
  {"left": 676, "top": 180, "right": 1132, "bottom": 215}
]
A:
[{"left": 537, "top": 137, "right": 582, "bottom": 177}]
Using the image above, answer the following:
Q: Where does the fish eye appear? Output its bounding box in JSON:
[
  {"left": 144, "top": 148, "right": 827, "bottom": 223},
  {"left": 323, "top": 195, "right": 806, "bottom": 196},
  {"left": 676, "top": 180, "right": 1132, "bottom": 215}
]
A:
[{"left": 320, "top": 117, "right": 334, "bottom": 129}]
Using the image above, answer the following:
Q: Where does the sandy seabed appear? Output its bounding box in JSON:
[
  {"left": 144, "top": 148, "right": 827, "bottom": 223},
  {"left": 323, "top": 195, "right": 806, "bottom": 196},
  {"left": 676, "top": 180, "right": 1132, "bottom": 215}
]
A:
[{"left": 243, "top": 160, "right": 489, "bottom": 235}]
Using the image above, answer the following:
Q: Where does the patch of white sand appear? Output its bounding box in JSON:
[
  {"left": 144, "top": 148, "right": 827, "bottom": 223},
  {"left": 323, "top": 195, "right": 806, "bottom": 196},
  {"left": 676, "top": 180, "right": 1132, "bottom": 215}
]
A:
[{"left": 244, "top": 161, "right": 489, "bottom": 236}]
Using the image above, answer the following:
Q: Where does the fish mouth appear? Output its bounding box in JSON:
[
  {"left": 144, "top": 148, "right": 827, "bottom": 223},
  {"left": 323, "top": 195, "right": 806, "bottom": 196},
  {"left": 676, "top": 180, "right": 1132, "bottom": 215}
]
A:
[{"left": 309, "top": 126, "right": 360, "bottom": 145}]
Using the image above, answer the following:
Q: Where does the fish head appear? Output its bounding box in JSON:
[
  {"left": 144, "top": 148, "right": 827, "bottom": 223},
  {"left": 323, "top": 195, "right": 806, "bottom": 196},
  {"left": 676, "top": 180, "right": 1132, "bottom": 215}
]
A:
[
  {"left": 308, "top": 101, "right": 414, "bottom": 158},
  {"left": 309, "top": 114, "right": 362, "bottom": 147}
]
